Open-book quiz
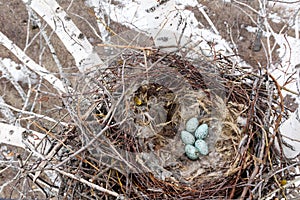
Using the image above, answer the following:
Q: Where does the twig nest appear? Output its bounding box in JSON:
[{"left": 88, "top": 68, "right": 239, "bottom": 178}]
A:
[
  {"left": 185, "top": 117, "right": 199, "bottom": 133},
  {"left": 181, "top": 131, "right": 196, "bottom": 145},
  {"left": 195, "top": 123, "right": 209, "bottom": 140},
  {"left": 195, "top": 139, "right": 209, "bottom": 155},
  {"left": 184, "top": 144, "right": 200, "bottom": 160}
]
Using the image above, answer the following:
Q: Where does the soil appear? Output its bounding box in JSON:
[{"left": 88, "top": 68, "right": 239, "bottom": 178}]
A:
[
  {"left": 193, "top": 0, "right": 286, "bottom": 68},
  {"left": 0, "top": 0, "right": 297, "bottom": 199}
]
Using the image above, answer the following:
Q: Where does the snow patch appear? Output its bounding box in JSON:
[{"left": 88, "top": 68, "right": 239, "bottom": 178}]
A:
[
  {"left": 87, "top": 0, "right": 300, "bottom": 159},
  {"left": 271, "top": 34, "right": 300, "bottom": 103}
]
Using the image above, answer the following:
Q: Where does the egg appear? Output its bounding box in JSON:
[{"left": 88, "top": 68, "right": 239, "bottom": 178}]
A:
[
  {"left": 195, "top": 123, "right": 209, "bottom": 139},
  {"left": 185, "top": 144, "right": 199, "bottom": 160},
  {"left": 195, "top": 139, "right": 209, "bottom": 155},
  {"left": 181, "top": 131, "right": 196, "bottom": 145},
  {"left": 185, "top": 117, "right": 199, "bottom": 133}
]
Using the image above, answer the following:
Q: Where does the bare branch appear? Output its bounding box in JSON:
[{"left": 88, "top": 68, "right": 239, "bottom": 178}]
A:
[
  {"left": 22, "top": 0, "right": 105, "bottom": 72},
  {"left": 0, "top": 96, "right": 16, "bottom": 124},
  {"left": 0, "top": 122, "right": 46, "bottom": 150},
  {"left": 0, "top": 31, "right": 68, "bottom": 94},
  {"left": 55, "top": 168, "right": 120, "bottom": 198},
  {"left": 0, "top": 101, "right": 68, "bottom": 126}
]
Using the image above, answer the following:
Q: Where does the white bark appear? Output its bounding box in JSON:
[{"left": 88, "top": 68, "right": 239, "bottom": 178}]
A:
[
  {"left": 0, "top": 59, "right": 27, "bottom": 101},
  {"left": 0, "top": 31, "right": 68, "bottom": 94},
  {"left": 0, "top": 97, "right": 16, "bottom": 124},
  {"left": 86, "top": 0, "right": 111, "bottom": 43},
  {"left": 0, "top": 122, "right": 47, "bottom": 154},
  {"left": 22, "top": 0, "right": 105, "bottom": 72},
  {"left": 0, "top": 101, "right": 68, "bottom": 126}
]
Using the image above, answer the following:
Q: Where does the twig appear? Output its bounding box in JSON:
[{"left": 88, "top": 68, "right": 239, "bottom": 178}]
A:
[
  {"left": 53, "top": 121, "right": 112, "bottom": 168},
  {"left": 97, "top": 43, "right": 155, "bottom": 51},
  {"left": 261, "top": 177, "right": 300, "bottom": 200},
  {"left": 55, "top": 168, "right": 120, "bottom": 197},
  {"left": 33, "top": 125, "right": 75, "bottom": 182},
  {"left": 197, "top": 5, "right": 219, "bottom": 35},
  {"left": 265, "top": 73, "right": 284, "bottom": 153},
  {"left": 0, "top": 31, "right": 68, "bottom": 94},
  {"left": 0, "top": 96, "right": 16, "bottom": 124},
  {"left": 27, "top": 173, "right": 59, "bottom": 197},
  {"left": 0, "top": 101, "right": 68, "bottom": 126},
  {"left": 239, "top": 77, "right": 264, "bottom": 199}
]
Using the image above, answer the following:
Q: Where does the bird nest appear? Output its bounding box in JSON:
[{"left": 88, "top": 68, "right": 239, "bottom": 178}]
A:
[{"left": 60, "top": 43, "right": 296, "bottom": 199}]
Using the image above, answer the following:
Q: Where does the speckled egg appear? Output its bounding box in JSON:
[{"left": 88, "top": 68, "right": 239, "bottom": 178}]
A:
[
  {"left": 195, "top": 123, "right": 209, "bottom": 139},
  {"left": 185, "top": 144, "right": 199, "bottom": 160},
  {"left": 194, "top": 139, "right": 209, "bottom": 155},
  {"left": 185, "top": 117, "right": 199, "bottom": 133},
  {"left": 181, "top": 131, "right": 196, "bottom": 145}
]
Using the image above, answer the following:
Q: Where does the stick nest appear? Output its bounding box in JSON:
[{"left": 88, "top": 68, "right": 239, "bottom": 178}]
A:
[{"left": 60, "top": 46, "right": 297, "bottom": 199}]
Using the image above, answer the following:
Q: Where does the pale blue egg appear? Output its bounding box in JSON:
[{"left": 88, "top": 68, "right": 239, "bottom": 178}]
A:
[
  {"left": 185, "top": 117, "right": 199, "bottom": 133},
  {"left": 185, "top": 144, "right": 199, "bottom": 160},
  {"left": 195, "top": 123, "right": 209, "bottom": 139},
  {"left": 195, "top": 139, "right": 209, "bottom": 155},
  {"left": 181, "top": 130, "right": 196, "bottom": 145}
]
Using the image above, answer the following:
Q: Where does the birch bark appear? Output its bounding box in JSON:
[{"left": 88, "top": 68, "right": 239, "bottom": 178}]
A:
[{"left": 22, "top": 0, "right": 105, "bottom": 72}]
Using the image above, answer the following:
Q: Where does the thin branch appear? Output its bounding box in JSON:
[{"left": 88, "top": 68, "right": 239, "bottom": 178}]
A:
[
  {"left": 22, "top": 0, "right": 105, "bottom": 72},
  {"left": 0, "top": 96, "right": 16, "bottom": 124},
  {"left": 0, "top": 101, "right": 68, "bottom": 126},
  {"left": 0, "top": 31, "right": 68, "bottom": 94},
  {"left": 198, "top": 5, "right": 219, "bottom": 35},
  {"left": 26, "top": 8, "right": 71, "bottom": 94},
  {"left": 55, "top": 168, "right": 120, "bottom": 198}
]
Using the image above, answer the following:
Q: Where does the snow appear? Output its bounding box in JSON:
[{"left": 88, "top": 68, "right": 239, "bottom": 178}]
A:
[
  {"left": 86, "top": 0, "right": 300, "bottom": 158},
  {"left": 271, "top": 34, "right": 300, "bottom": 158},
  {"left": 0, "top": 0, "right": 298, "bottom": 197},
  {"left": 269, "top": 13, "right": 283, "bottom": 24},
  {"left": 88, "top": 0, "right": 300, "bottom": 193},
  {"left": 271, "top": 34, "right": 300, "bottom": 102},
  {"left": 91, "top": 0, "right": 243, "bottom": 65}
]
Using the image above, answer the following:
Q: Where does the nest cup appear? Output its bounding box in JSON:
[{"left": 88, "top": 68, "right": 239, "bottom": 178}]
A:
[{"left": 74, "top": 30, "right": 290, "bottom": 199}]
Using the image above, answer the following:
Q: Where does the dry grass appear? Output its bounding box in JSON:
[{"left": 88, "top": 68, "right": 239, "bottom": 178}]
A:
[{"left": 0, "top": 0, "right": 299, "bottom": 199}]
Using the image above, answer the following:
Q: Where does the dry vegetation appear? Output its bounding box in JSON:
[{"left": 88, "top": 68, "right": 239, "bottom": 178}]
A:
[{"left": 0, "top": 0, "right": 299, "bottom": 199}]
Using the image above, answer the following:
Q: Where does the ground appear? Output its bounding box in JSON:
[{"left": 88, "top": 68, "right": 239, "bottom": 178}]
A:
[{"left": 0, "top": 0, "right": 299, "bottom": 199}]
